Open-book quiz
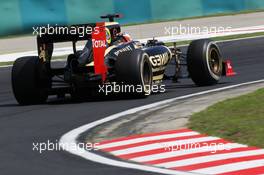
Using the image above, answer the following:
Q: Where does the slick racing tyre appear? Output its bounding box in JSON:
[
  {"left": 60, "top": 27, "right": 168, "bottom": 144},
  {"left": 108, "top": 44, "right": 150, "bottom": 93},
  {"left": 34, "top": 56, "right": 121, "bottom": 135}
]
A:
[
  {"left": 12, "top": 56, "right": 51, "bottom": 105},
  {"left": 187, "top": 39, "right": 223, "bottom": 86},
  {"left": 115, "top": 49, "right": 153, "bottom": 97}
]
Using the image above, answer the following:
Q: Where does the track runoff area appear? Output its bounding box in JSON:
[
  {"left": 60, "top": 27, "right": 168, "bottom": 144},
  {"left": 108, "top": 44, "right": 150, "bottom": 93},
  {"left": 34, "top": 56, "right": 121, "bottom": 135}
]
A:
[
  {"left": 56, "top": 24, "right": 264, "bottom": 175},
  {"left": 60, "top": 80, "right": 264, "bottom": 175}
]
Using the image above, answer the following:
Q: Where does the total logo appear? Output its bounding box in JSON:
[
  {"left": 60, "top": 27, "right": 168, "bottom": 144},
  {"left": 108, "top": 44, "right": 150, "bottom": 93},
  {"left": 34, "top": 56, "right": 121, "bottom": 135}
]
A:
[
  {"left": 149, "top": 53, "right": 170, "bottom": 67},
  {"left": 92, "top": 39, "right": 106, "bottom": 48}
]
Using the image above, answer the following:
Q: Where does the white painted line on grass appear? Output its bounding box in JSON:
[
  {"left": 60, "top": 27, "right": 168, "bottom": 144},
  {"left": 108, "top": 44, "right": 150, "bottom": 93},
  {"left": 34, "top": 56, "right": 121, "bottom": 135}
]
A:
[{"left": 1, "top": 25, "right": 264, "bottom": 63}]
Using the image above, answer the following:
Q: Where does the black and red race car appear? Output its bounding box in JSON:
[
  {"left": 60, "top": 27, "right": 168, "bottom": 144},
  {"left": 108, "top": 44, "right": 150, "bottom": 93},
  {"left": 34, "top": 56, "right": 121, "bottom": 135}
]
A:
[{"left": 11, "top": 14, "right": 235, "bottom": 105}]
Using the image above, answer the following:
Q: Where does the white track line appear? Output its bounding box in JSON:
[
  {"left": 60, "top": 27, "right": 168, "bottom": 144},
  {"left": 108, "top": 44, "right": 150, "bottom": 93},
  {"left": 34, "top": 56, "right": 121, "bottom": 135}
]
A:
[
  {"left": 60, "top": 79, "right": 264, "bottom": 175},
  {"left": 139, "top": 25, "right": 264, "bottom": 43},
  {"left": 1, "top": 34, "right": 264, "bottom": 68}
]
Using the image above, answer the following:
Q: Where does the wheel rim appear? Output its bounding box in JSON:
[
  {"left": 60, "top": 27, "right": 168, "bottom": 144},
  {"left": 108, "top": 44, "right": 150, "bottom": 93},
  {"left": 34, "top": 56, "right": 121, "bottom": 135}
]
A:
[
  {"left": 142, "top": 56, "right": 152, "bottom": 94},
  {"left": 143, "top": 61, "right": 151, "bottom": 85},
  {"left": 208, "top": 47, "right": 221, "bottom": 75}
]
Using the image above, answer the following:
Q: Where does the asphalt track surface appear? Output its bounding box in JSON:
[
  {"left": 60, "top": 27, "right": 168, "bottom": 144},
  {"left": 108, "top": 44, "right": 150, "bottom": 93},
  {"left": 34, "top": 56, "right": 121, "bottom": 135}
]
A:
[{"left": 0, "top": 37, "right": 264, "bottom": 175}]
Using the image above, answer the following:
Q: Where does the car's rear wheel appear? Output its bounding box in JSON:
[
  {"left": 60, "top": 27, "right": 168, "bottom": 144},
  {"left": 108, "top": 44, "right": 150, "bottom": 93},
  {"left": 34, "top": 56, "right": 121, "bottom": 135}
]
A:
[
  {"left": 115, "top": 49, "right": 153, "bottom": 97},
  {"left": 187, "top": 39, "right": 223, "bottom": 86},
  {"left": 12, "top": 56, "right": 51, "bottom": 105}
]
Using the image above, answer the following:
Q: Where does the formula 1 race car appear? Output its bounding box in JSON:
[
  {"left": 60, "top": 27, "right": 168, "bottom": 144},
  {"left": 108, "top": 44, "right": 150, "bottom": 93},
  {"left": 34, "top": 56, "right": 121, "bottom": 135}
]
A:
[{"left": 12, "top": 14, "right": 235, "bottom": 105}]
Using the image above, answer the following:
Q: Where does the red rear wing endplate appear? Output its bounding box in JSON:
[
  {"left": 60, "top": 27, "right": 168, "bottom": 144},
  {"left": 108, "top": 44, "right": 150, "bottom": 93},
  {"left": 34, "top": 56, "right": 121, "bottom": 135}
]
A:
[{"left": 92, "top": 22, "right": 107, "bottom": 81}]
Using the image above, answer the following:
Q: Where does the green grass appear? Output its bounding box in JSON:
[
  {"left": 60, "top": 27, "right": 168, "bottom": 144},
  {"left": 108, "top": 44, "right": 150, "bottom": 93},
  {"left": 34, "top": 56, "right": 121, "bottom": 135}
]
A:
[
  {"left": 165, "top": 32, "right": 264, "bottom": 46},
  {"left": 188, "top": 88, "right": 264, "bottom": 148},
  {"left": 0, "top": 33, "right": 32, "bottom": 40},
  {"left": 0, "top": 55, "right": 66, "bottom": 66},
  {"left": 0, "top": 61, "right": 14, "bottom": 66}
]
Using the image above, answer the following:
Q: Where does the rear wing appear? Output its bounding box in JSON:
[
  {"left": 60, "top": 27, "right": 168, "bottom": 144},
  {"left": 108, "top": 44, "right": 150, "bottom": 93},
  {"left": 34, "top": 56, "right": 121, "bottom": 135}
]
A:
[{"left": 36, "top": 22, "right": 120, "bottom": 62}]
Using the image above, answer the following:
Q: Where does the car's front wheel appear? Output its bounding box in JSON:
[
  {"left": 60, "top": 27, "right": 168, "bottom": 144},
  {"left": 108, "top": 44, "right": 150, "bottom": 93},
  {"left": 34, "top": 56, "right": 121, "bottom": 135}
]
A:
[
  {"left": 115, "top": 49, "right": 153, "bottom": 97},
  {"left": 187, "top": 39, "right": 223, "bottom": 86}
]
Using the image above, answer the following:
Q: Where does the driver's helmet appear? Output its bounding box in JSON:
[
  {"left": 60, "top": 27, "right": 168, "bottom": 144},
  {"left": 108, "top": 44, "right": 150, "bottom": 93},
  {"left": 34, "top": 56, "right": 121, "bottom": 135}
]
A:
[{"left": 122, "top": 33, "right": 132, "bottom": 42}]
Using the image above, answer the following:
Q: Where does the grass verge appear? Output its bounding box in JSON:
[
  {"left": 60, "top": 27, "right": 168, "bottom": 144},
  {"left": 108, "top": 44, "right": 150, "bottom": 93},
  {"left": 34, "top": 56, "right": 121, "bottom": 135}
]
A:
[
  {"left": 188, "top": 88, "right": 264, "bottom": 148},
  {"left": 166, "top": 32, "right": 264, "bottom": 46},
  {"left": 0, "top": 55, "right": 66, "bottom": 66}
]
